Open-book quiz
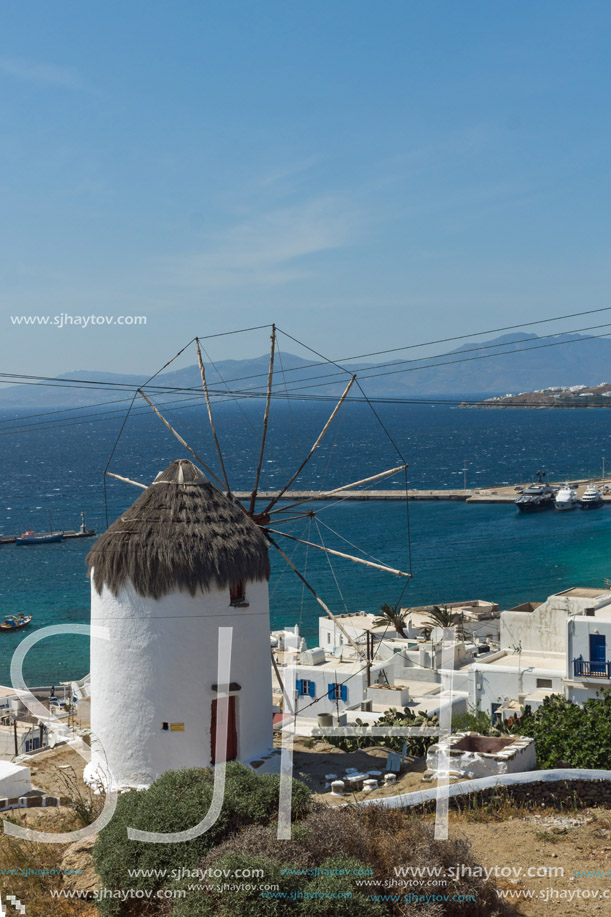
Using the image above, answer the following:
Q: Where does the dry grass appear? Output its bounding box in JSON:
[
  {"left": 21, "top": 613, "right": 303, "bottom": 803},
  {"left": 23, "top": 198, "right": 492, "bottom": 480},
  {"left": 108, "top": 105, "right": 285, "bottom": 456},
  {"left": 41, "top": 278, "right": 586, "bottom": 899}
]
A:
[
  {"left": 440, "top": 785, "right": 585, "bottom": 824},
  {"left": 0, "top": 809, "right": 95, "bottom": 917}
]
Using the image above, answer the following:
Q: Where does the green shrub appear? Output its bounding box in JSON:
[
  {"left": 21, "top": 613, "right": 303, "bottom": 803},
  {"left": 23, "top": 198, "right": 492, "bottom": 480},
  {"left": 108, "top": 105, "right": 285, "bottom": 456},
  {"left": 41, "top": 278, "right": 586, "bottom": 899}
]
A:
[
  {"left": 170, "top": 852, "right": 300, "bottom": 917},
  {"left": 293, "top": 855, "right": 385, "bottom": 916},
  {"left": 509, "top": 690, "right": 611, "bottom": 768},
  {"left": 451, "top": 708, "right": 496, "bottom": 735},
  {"left": 93, "top": 763, "right": 310, "bottom": 916},
  {"left": 313, "top": 708, "right": 439, "bottom": 756},
  {"left": 169, "top": 852, "right": 383, "bottom": 917},
  {"left": 164, "top": 805, "right": 513, "bottom": 917},
  {"left": 454, "top": 691, "right": 611, "bottom": 769}
]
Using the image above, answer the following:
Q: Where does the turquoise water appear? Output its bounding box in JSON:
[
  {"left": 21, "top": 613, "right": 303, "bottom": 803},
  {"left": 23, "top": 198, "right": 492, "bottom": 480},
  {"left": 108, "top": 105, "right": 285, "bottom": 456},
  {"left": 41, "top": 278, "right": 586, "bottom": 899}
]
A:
[{"left": 1, "top": 398, "right": 611, "bottom": 685}]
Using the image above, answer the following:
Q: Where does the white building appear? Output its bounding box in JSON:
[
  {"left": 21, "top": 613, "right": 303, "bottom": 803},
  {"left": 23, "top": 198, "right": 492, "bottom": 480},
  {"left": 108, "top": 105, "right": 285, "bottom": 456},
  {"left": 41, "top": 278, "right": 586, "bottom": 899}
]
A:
[
  {"left": 0, "top": 686, "right": 73, "bottom": 760},
  {"left": 288, "top": 587, "right": 611, "bottom": 731},
  {"left": 289, "top": 651, "right": 399, "bottom": 720},
  {"left": 469, "top": 587, "right": 611, "bottom": 717},
  {"left": 318, "top": 601, "right": 499, "bottom": 655},
  {"left": 277, "top": 605, "right": 481, "bottom": 731},
  {"left": 86, "top": 459, "right": 274, "bottom": 790},
  {"left": 565, "top": 603, "right": 611, "bottom": 703}
]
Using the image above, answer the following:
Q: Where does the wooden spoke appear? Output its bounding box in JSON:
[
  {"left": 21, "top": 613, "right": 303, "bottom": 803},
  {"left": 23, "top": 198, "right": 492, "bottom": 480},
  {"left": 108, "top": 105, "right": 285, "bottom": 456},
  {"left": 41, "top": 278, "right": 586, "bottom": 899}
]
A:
[
  {"left": 267, "top": 463, "right": 409, "bottom": 515},
  {"left": 249, "top": 325, "right": 276, "bottom": 515},
  {"left": 267, "top": 529, "right": 412, "bottom": 578},
  {"left": 105, "top": 471, "right": 147, "bottom": 489},
  {"left": 262, "top": 374, "right": 357, "bottom": 515},
  {"left": 138, "top": 390, "right": 227, "bottom": 490},
  {"left": 196, "top": 338, "right": 231, "bottom": 493},
  {"left": 266, "top": 535, "right": 367, "bottom": 662},
  {"left": 260, "top": 512, "right": 316, "bottom": 525}
]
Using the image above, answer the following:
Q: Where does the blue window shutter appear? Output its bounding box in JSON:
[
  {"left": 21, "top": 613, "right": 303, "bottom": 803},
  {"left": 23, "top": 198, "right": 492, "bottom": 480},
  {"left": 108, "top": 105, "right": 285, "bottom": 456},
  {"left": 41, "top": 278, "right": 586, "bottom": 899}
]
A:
[
  {"left": 296, "top": 679, "right": 303, "bottom": 696},
  {"left": 309, "top": 681, "right": 316, "bottom": 698},
  {"left": 341, "top": 685, "right": 347, "bottom": 702},
  {"left": 327, "top": 683, "right": 334, "bottom": 700}
]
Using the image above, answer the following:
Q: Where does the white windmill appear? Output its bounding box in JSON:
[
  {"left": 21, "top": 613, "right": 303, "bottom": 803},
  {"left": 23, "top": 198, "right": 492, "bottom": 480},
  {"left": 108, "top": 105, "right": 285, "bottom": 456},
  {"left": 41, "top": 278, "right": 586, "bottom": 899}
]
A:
[{"left": 86, "top": 326, "right": 411, "bottom": 790}]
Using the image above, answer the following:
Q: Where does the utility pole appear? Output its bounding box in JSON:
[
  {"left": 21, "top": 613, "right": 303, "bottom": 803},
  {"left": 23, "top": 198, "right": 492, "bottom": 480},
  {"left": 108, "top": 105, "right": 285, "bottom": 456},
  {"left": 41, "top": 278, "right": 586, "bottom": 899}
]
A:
[
  {"left": 366, "top": 631, "right": 372, "bottom": 687},
  {"left": 463, "top": 461, "right": 467, "bottom": 492},
  {"left": 13, "top": 717, "right": 18, "bottom": 757},
  {"left": 603, "top": 456, "right": 606, "bottom": 483}
]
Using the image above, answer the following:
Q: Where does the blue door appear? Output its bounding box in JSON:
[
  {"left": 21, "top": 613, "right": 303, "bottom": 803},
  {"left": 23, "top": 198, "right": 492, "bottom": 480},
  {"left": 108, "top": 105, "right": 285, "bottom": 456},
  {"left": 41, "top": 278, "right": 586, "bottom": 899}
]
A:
[{"left": 590, "top": 634, "right": 606, "bottom": 675}]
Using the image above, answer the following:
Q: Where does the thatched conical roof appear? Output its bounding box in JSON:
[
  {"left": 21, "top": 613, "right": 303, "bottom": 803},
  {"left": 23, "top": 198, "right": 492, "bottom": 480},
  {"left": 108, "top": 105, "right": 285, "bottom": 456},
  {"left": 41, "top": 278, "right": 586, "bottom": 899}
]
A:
[{"left": 87, "top": 459, "right": 270, "bottom": 599}]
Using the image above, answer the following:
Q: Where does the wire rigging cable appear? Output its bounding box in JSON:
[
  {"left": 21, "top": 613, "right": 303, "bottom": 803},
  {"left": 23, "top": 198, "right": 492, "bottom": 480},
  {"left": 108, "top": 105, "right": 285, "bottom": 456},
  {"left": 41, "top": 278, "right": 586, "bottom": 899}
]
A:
[
  {"left": 4, "top": 314, "right": 611, "bottom": 437},
  {"left": 315, "top": 519, "right": 349, "bottom": 614},
  {"left": 102, "top": 337, "right": 197, "bottom": 526}
]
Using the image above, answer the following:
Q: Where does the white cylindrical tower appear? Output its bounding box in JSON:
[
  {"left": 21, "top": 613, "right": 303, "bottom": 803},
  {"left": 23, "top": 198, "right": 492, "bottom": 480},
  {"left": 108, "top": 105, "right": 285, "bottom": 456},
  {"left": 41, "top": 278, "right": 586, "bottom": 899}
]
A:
[{"left": 85, "top": 459, "right": 273, "bottom": 790}]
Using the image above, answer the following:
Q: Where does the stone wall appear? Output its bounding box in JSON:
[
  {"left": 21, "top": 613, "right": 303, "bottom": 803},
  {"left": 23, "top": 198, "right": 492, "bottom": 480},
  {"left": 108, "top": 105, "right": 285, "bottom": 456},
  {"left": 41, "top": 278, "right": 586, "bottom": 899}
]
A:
[
  {"left": 0, "top": 794, "right": 69, "bottom": 811},
  {"left": 410, "top": 778, "right": 611, "bottom": 814}
]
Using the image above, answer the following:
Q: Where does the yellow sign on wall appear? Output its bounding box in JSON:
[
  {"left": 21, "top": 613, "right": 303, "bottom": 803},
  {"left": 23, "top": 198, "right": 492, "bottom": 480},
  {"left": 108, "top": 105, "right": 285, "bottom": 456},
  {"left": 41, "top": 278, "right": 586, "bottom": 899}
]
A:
[{"left": 170, "top": 723, "right": 185, "bottom": 732}]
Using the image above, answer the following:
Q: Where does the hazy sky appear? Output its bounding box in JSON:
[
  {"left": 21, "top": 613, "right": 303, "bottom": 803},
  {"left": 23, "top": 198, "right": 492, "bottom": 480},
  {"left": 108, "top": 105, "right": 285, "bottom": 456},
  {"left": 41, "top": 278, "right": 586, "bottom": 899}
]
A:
[{"left": 2, "top": 1, "right": 611, "bottom": 376}]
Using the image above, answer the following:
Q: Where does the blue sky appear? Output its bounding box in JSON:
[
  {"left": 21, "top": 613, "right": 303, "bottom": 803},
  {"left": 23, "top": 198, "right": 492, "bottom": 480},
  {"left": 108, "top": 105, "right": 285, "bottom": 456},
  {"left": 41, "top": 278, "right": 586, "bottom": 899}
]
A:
[{"left": 2, "top": 1, "right": 611, "bottom": 375}]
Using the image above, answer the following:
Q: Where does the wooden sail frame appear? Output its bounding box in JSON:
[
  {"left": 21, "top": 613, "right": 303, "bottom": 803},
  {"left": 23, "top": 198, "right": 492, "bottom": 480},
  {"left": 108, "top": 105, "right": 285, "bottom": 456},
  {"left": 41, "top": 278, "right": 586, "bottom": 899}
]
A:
[
  {"left": 266, "top": 528, "right": 411, "bottom": 579},
  {"left": 266, "top": 463, "right": 408, "bottom": 516},
  {"left": 106, "top": 328, "right": 411, "bottom": 665},
  {"left": 249, "top": 325, "right": 276, "bottom": 515},
  {"left": 196, "top": 338, "right": 231, "bottom": 494},
  {"left": 260, "top": 374, "right": 357, "bottom": 516}
]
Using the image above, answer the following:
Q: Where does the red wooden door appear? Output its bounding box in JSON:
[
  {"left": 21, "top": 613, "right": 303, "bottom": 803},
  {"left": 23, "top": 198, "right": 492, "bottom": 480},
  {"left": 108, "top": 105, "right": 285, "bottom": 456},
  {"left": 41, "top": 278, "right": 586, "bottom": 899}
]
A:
[{"left": 211, "top": 696, "right": 237, "bottom": 764}]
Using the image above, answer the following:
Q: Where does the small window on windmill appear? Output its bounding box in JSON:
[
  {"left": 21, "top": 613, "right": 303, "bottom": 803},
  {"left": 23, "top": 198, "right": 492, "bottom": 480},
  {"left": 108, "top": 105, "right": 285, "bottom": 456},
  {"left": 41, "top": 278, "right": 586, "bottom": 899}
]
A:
[{"left": 229, "top": 580, "right": 249, "bottom": 607}]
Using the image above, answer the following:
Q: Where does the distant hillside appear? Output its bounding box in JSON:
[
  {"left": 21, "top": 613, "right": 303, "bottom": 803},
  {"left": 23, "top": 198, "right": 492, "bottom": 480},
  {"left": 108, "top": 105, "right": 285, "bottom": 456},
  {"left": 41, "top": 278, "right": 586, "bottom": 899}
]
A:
[
  {"left": 1, "top": 331, "right": 610, "bottom": 407},
  {"left": 470, "top": 381, "right": 611, "bottom": 408}
]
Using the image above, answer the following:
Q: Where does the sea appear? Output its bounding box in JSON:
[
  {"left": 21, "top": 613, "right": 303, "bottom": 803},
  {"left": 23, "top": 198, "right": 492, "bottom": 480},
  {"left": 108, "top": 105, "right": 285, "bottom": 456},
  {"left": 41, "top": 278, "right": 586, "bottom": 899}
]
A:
[{"left": 2, "top": 395, "right": 611, "bottom": 686}]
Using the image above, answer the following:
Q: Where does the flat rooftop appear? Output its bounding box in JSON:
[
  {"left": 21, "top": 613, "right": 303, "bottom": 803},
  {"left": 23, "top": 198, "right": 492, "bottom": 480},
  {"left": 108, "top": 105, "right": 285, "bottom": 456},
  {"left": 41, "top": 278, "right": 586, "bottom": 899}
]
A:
[
  {"left": 292, "top": 657, "right": 384, "bottom": 675},
  {"left": 474, "top": 651, "right": 565, "bottom": 671},
  {"left": 320, "top": 612, "right": 390, "bottom": 635},
  {"left": 558, "top": 587, "right": 611, "bottom": 599},
  {"left": 394, "top": 678, "right": 442, "bottom": 696}
]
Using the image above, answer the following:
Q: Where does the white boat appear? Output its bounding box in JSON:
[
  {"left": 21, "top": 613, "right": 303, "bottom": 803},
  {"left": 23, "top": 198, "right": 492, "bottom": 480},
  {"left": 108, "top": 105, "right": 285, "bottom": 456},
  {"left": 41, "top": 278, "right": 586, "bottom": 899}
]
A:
[
  {"left": 580, "top": 483, "right": 604, "bottom": 509},
  {"left": 555, "top": 484, "right": 579, "bottom": 511}
]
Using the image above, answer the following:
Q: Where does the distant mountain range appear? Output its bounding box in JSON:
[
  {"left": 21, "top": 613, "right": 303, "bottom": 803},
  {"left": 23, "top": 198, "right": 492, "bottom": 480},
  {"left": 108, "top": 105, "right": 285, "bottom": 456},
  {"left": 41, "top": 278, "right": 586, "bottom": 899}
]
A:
[{"left": 1, "top": 331, "right": 610, "bottom": 408}]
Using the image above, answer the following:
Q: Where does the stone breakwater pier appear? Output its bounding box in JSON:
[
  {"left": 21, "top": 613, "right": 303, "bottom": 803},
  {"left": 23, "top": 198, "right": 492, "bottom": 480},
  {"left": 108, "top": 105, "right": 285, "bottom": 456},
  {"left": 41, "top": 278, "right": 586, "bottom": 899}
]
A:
[{"left": 234, "top": 479, "right": 611, "bottom": 505}]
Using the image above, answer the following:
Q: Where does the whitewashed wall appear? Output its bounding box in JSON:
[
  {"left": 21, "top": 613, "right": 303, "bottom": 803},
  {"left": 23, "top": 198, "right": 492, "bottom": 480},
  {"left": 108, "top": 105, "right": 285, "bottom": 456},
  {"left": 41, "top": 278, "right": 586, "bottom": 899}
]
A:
[
  {"left": 0, "top": 762, "right": 31, "bottom": 796},
  {"left": 88, "top": 576, "right": 273, "bottom": 790},
  {"left": 565, "top": 614, "right": 611, "bottom": 702},
  {"left": 469, "top": 659, "right": 564, "bottom": 716}
]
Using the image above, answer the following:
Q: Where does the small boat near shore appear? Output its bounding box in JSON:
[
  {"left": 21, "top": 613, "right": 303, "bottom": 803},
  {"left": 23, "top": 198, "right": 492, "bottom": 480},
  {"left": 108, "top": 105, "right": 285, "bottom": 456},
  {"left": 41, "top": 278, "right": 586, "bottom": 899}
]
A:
[
  {"left": 0, "top": 613, "right": 32, "bottom": 631},
  {"left": 580, "top": 483, "right": 604, "bottom": 509},
  {"left": 15, "top": 530, "right": 64, "bottom": 545},
  {"left": 1, "top": 513, "right": 95, "bottom": 545}
]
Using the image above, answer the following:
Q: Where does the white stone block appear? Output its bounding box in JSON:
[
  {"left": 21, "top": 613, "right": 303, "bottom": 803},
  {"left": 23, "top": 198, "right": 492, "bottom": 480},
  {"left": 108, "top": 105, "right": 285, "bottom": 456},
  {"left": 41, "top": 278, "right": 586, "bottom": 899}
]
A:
[{"left": 0, "top": 762, "right": 31, "bottom": 798}]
